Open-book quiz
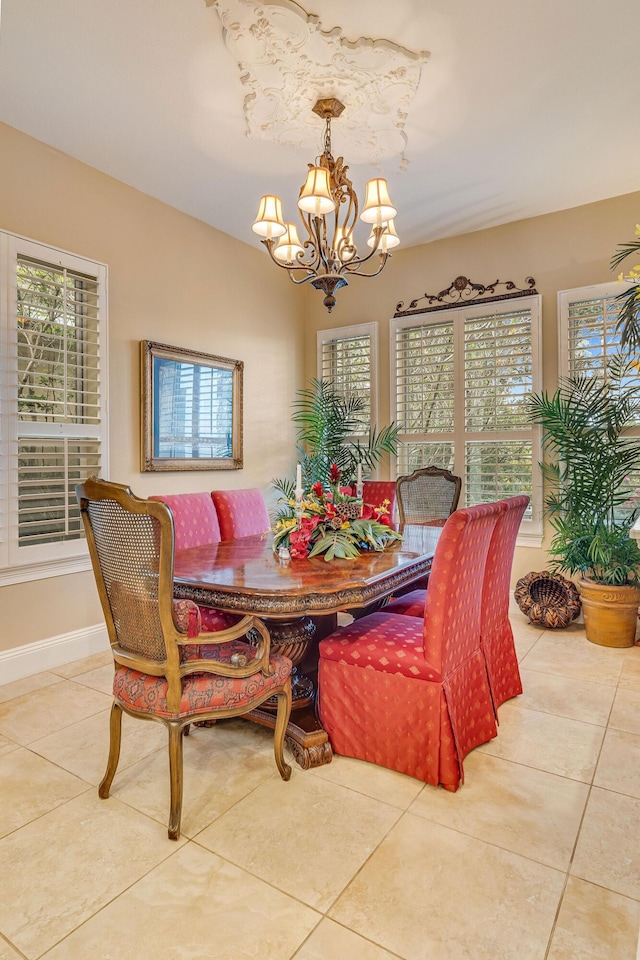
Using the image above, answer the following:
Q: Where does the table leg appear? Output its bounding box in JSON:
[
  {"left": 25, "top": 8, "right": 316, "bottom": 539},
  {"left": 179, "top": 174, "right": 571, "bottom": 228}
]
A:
[{"left": 249, "top": 613, "right": 336, "bottom": 768}]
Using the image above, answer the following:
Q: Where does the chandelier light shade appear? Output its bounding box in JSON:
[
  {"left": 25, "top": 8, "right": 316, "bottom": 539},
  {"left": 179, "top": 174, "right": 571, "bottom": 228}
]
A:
[
  {"left": 251, "top": 195, "right": 287, "bottom": 239},
  {"left": 251, "top": 97, "right": 400, "bottom": 312},
  {"left": 273, "top": 223, "right": 305, "bottom": 263},
  {"left": 360, "top": 178, "right": 397, "bottom": 224},
  {"left": 367, "top": 219, "right": 400, "bottom": 252}
]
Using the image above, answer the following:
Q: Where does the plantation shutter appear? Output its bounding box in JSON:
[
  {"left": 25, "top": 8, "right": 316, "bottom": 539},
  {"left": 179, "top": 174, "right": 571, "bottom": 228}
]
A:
[
  {"left": 394, "top": 319, "right": 455, "bottom": 474},
  {"left": 12, "top": 250, "right": 106, "bottom": 556},
  {"left": 564, "top": 290, "right": 623, "bottom": 380},
  {"left": 392, "top": 295, "right": 541, "bottom": 538},
  {"left": 464, "top": 306, "right": 533, "bottom": 507},
  {"left": 317, "top": 323, "right": 376, "bottom": 435}
]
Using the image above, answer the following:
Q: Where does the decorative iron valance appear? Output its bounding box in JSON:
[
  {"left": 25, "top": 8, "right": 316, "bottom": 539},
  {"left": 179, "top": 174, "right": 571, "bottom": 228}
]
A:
[{"left": 394, "top": 275, "right": 538, "bottom": 318}]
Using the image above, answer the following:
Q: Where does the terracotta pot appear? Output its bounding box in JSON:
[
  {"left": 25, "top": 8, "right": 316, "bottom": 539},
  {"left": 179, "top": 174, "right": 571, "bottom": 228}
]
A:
[{"left": 578, "top": 578, "right": 640, "bottom": 647}]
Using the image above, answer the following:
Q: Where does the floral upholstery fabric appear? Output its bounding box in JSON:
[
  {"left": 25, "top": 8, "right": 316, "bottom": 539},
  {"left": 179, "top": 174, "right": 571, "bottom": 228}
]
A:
[
  {"left": 318, "top": 502, "right": 502, "bottom": 790},
  {"left": 149, "top": 493, "right": 221, "bottom": 550},
  {"left": 362, "top": 481, "right": 397, "bottom": 521},
  {"left": 112, "top": 652, "right": 291, "bottom": 720},
  {"left": 211, "top": 489, "right": 270, "bottom": 540},
  {"left": 481, "top": 496, "right": 529, "bottom": 710}
]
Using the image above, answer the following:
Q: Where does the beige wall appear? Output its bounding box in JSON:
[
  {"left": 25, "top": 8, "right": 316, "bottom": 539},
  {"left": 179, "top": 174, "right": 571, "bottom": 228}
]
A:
[
  {"left": 303, "top": 189, "right": 640, "bottom": 582},
  {"left": 0, "top": 123, "right": 305, "bottom": 651},
  {"left": 2, "top": 118, "right": 638, "bottom": 651}
]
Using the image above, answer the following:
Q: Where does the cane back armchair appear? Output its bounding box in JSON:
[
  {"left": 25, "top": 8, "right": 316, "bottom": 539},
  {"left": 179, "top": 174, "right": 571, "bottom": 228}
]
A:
[
  {"left": 396, "top": 466, "right": 462, "bottom": 526},
  {"left": 77, "top": 477, "right": 292, "bottom": 840}
]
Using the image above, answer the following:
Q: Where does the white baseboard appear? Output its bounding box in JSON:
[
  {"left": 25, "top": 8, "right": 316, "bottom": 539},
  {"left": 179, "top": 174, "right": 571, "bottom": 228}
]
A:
[{"left": 0, "top": 623, "right": 109, "bottom": 686}]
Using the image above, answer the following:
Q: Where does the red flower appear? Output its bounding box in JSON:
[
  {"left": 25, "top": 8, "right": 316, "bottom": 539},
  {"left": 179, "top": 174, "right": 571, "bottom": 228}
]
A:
[
  {"left": 361, "top": 503, "right": 374, "bottom": 520},
  {"left": 328, "top": 463, "right": 341, "bottom": 484},
  {"left": 290, "top": 540, "right": 309, "bottom": 559},
  {"left": 377, "top": 513, "right": 391, "bottom": 526},
  {"left": 323, "top": 503, "right": 337, "bottom": 519},
  {"left": 300, "top": 516, "right": 321, "bottom": 537},
  {"left": 311, "top": 481, "right": 324, "bottom": 499}
]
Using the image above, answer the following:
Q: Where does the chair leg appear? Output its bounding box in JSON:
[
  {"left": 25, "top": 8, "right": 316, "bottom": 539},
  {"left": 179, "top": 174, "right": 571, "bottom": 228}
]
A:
[
  {"left": 273, "top": 681, "right": 292, "bottom": 782},
  {"left": 167, "top": 721, "right": 184, "bottom": 841},
  {"left": 98, "top": 701, "right": 123, "bottom": 799}
]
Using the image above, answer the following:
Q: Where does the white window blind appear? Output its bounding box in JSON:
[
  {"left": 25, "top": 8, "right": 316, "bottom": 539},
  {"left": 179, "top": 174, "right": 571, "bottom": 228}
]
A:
[
  {"left": 392, "top": 296, "right": 542, "bottom": 541},
  {"left": 317, "top": 322, "right": 377, "bottom": 433},
  {"left": 0, "top": 233, "right": 108, "bottom": 580}
]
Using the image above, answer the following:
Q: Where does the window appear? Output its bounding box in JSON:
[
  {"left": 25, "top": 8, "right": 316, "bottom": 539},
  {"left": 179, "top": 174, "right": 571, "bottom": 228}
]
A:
[
  {"left": 0, "top": 232, "right": 108, "bottom": 584},
  {"left": 559, "top": 281, "right": 639, "bottom": 517},
  {"left": 559, "top": 282, "right": 630, "bottom": 379},
  {"left": 391, "top": 296, "right": 542, "bottom": 543},
  {"left": 317, "top": 322, "right": 377, "bottom": 434}
]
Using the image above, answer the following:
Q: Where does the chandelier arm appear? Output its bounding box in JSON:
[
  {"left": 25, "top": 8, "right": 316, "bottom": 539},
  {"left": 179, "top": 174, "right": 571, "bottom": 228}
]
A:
[
  {"left": 343, "top": 252, "right": 391, "bottom": 280},
  {"left": 296, "top": 210, "right": 324, "bottom": 272},
  {"left": 339, "top": 232, "right": 388, "bottom": 274},
  {"left": 309, "top": 213, "right": 332, "bottom": 273},
  {"left": 262, "top": 239, "right": 316, "bottom": 279}
]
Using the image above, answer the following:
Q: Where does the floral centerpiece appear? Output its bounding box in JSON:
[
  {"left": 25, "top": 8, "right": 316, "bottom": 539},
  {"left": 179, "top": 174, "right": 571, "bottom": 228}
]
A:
[{"left": 273, "top": 463, "right": 402, "bottom": 561}]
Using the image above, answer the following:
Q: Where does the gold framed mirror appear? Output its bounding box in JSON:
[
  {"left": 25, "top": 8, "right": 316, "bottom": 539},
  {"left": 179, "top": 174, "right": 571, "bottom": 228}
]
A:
[{"left": 141, "top": 340, "right": 243, "bottom": 471}]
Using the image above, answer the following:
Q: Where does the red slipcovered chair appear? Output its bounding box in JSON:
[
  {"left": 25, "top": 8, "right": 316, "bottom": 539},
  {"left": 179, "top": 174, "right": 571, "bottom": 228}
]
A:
[
  {"left": 385, "top": 496, "right": 530, "bottom": 714},
  {"left": 211, "top": 488, "right": 270, "bottom": 540},
  {"left": 478, "top": 495, "right": 529, "bottom": 709},
  {"left": 318, "top": 501, "right": 502, "bottom": 789},
  {"left": 150, "top": 492, "right": 236, "bottom": 633},
  {"left": 77, "top": 477, "right": 292, "bottom": 840},
  {"left": 362, "top": 480, "right": 397, "bottom": 521}
]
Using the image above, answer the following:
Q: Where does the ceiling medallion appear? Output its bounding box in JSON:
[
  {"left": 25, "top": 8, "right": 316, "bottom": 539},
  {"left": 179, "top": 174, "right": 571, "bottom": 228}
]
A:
[
  {"left": 252, "top": 97, "right": 399, "bottom": 312},
  {"left": 206, "top": 0, "right": 428, "bottom": 165}
]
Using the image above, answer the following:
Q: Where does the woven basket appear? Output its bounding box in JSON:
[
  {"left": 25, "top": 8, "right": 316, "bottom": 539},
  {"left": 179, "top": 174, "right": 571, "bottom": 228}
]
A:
[{"left": 514, "top": 571, "right": 581, "bottom": 629}]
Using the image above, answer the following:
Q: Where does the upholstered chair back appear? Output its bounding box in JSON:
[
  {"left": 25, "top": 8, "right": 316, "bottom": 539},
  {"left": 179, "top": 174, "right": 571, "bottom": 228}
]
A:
[
  {"left": 362, "top": 480, "right": 397, "bottom": 519},
  {"left": 149, "top": 492, "right": 221, "bottom": 551},
  {"left": 211, "top": 488, "right": 270, "bottom": 540},
  {"left": 422, "top": 501, "right": 505, "bottom": 677},
  {"left": 482, "top": 496, "right": 530, "bottom": 638}
]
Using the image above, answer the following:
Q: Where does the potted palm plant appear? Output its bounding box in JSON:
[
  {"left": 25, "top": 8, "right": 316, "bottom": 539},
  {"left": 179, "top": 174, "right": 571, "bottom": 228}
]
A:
[
  {"left": 273, "top": 377, "right": 400, "bottom": 496},
  {"left": 527, "top": 355, "right": 640, "bottom": 646}
]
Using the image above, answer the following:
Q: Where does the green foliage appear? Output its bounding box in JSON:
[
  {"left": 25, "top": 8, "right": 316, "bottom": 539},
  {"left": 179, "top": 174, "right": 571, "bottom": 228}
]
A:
[
  {"left": 273, "top": 378, "right": 400, "bottom": 492},
  {"left": 610, "top": 232, "right": 640, "bottom": 350},
  {"left": 527, "top": 355, "right": 640, "bottom": 584}
]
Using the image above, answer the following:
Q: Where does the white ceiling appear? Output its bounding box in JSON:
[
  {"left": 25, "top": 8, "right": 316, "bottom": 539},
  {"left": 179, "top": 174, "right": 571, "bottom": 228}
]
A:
[{"left": 1, "top": 0, "right": 639, "bottom": 252}]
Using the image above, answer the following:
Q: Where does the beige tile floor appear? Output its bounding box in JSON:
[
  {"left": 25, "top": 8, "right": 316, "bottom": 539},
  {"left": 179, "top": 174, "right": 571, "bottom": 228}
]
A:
[{"left": 1, "top": 604, "right": 639, "bottom": 959}]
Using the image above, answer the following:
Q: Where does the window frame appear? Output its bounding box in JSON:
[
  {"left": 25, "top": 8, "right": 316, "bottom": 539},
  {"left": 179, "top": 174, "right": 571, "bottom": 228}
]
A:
[
  {"left": 0, "top": 230, "right": 109, "bottom": 585},
  {"left": 390, "top": 294, "right": 543, "bottom": 545}
]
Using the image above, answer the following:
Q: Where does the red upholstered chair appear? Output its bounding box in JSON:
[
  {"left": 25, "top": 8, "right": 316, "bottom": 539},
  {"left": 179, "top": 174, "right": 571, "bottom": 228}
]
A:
[
  {"left": 479, "top": 495, "right": 529, "bottom": 709},
  {"left": 211, "top": 488, "right": 271, "bottom": 540},
  {"left": 385, "top": 496, "right": 530, "bottom": 714},
  {"left": 150, "top": 492, "right": 235, "bottom": 633},
  {"left": 77, "top": 477, "right": 292, "bottom": 840},
  {"left": 362, "top": 480, "right": 397, "bottom": 521},
  {"left": 318, "top": 501, "right": 502, "bottom": 789}
]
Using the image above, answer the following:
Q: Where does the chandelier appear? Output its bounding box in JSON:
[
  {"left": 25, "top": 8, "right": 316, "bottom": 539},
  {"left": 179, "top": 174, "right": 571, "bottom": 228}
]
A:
[{"left": 251, "top": 98, "right": 400, "bottom": 312}]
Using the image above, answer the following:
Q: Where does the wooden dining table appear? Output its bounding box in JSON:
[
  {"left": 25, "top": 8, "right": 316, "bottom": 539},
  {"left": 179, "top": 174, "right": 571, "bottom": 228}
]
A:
[{"left": 172, "top": 523, "right": 441, "bottom": 768}]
